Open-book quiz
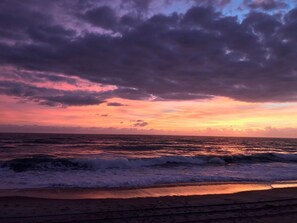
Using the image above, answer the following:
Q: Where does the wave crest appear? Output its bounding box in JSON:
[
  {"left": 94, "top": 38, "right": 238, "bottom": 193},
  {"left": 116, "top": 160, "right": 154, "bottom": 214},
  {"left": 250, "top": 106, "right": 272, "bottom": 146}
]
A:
[{"left": 1, "top": 153, "right": 297, "bottom": 172}]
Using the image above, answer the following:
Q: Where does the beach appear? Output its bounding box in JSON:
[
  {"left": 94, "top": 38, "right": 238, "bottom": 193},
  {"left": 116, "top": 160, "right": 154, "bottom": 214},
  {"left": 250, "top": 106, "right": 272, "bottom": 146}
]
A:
[
  {"left": 1, "top": 134, "right": 297, "bottom": 222},
  {"left": 1, "top": 0, "right": 297, "bottom": 221},
  {"left": 1, "top": 184, "right": 297, "bottom": 223}
]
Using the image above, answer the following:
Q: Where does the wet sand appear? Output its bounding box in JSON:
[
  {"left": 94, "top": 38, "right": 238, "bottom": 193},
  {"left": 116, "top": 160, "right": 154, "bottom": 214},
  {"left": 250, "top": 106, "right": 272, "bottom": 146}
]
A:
[
  {"left": 1, "top": 184, "right": 297, "bottom": 223},
  {"left": 0, "top": 182, "right": 279, "bottom": 199}
]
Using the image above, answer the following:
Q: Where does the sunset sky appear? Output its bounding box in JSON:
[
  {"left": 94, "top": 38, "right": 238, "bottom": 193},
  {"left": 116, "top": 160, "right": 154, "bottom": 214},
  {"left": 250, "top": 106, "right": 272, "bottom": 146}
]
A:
[{"left": 0, "top": 0, "right": 297, "bottom": 137}]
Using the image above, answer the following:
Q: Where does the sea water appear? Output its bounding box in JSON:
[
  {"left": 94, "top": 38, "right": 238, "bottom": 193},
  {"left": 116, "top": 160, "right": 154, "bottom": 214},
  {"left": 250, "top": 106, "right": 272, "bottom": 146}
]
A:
[{"left": 0, "top": 133, "right": 297, "bottom": 189}]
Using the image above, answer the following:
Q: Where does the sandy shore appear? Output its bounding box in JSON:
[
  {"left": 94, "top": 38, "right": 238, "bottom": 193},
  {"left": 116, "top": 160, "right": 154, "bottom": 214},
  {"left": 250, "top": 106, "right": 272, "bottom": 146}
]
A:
[{"left": 1, "top": 185, "right": 297, "bottom": 222}]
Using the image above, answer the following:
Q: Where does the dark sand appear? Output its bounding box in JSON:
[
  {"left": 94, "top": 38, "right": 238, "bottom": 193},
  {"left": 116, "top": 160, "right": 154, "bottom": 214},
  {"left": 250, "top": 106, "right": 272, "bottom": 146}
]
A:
[{"left": 1, "top": 184, "right": 297, "bottom": 223}]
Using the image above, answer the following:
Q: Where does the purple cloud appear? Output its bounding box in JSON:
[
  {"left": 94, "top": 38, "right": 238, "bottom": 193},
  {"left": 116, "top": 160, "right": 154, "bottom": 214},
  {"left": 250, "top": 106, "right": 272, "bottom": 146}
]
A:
[{"left": 0, "top": 1, "right": 296, "bottom": 106}]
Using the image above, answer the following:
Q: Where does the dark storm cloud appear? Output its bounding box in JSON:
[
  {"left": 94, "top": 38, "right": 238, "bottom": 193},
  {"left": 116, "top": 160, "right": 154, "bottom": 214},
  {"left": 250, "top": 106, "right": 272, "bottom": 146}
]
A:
[
  {"left": 84, "top": 6, "right": 118, "bottom": 30},
  {"left": 243, "top": 0, "right": 288, "bottom": 10},
  {"left": 0, "top": 0, "right": 70, "bottom": 44},
  {"left": 0, "top": 1, "right": 297, "bottom": 105}
]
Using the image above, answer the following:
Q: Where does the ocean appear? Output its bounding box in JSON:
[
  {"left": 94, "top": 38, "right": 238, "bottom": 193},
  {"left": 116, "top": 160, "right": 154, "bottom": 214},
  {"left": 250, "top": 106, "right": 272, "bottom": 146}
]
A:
[{"left": 0, "top": 133, "right": 297, "bottom": 189}]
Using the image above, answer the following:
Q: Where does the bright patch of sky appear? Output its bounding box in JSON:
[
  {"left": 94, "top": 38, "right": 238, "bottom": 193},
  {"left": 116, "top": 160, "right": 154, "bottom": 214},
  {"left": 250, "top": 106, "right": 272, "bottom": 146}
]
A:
[
  {"left": 154, "top": 1, "right": 193, "bottom": 15},
  {"left": 262, "top": 103, "right": 295, "bottom": 109},
  {"left": 147, "top": 0, "right": 296, "bottom": 21}
]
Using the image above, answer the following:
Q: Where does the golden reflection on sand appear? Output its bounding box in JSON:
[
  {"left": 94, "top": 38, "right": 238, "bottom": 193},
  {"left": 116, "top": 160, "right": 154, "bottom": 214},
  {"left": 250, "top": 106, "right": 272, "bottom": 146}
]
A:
[
  {"left": 1, "top": 182, "right": 297, "bottom": 200},
  {"left": 0, "top": 183, "right": 274, "bottom": 199},
  {"left": 272, "top": 181, "right": 297, "bottom": 189}
]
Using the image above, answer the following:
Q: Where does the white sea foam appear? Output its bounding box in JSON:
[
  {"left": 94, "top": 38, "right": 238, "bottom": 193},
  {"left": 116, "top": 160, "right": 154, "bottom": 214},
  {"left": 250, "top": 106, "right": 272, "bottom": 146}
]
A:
[{"left": 1, "top": 162, "right": 297, "bottom": 189}]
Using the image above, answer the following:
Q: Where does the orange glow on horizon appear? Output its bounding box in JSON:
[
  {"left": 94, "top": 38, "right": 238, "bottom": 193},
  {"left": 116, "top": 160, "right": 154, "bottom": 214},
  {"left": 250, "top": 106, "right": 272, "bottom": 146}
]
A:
[{"left": 1, "top": 95, "right": 297, "bottom": 138}]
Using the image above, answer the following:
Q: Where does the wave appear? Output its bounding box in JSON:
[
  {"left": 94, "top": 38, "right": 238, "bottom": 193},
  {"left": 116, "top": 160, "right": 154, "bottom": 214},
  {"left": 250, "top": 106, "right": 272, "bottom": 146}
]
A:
[{"left": 1, "top": 153, "right": 297, "bottom": 172}]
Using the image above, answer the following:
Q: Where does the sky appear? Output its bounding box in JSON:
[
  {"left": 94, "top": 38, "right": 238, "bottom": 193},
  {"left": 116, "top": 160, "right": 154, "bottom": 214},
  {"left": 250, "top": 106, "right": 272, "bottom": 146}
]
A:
[{"left": 0, "top": 0, "right": 297, "bottom": 137}]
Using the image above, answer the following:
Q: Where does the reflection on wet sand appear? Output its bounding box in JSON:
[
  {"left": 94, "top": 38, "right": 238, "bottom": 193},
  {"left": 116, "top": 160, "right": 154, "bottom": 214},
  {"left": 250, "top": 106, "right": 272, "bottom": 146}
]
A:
[{"left": 0, "top": 182, "right": 280, "bottom": 199}]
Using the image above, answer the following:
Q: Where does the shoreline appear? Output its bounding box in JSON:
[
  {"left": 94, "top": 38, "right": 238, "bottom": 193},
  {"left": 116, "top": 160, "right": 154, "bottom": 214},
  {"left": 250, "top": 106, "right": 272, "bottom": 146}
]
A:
[
  {"left": 1, "top": 181, "right": 297, "bottom": 199},
  {"left": 1, "top": 187, "right": 297, "bottom": 223}
]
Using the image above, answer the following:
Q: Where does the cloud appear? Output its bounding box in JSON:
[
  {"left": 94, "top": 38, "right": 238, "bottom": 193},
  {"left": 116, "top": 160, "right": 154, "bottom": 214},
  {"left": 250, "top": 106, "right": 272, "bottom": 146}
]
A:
[
  {"left": 0, "top": 1, "right": 297, "bottom": 106},
  {"left": 0, "top": 124, "right": 157, "bottom": 135},
  {"left": 196, "top": 126, "right": 297, "bottom": 138},
  {"left": 193, "top": 0, "right": 232, "bottom": 8},
  {"left": 1, "top": 124, "right": 296, "bottom": 138},
  {"left": 83, "top": 6, "right": 118, "bottom": 30},
  {"left": 243, "top": 0, "right": 288, "bottom": 10},
  {"left": 0, "top": 80, "right": 106, "bottom": 106},
  {"left": 107, "top": 102, "right": 126, "bottom": 106},
  {"left": 133, "top": 120, "right": 148, "bottom": 127}
]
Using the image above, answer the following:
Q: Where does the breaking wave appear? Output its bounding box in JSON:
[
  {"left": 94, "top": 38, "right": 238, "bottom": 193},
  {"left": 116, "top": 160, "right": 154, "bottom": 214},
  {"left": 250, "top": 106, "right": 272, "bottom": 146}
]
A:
[{"left": 1, "top": 153, "right": 297, "bottom": 172}]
